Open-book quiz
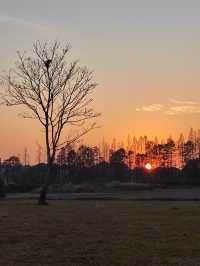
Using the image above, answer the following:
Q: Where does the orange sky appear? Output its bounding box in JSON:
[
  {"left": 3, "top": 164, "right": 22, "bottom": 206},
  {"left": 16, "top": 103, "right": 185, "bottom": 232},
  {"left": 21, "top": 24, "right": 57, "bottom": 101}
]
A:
[{"left": 1, "top": 0, "right": 200, "bottom": 163}]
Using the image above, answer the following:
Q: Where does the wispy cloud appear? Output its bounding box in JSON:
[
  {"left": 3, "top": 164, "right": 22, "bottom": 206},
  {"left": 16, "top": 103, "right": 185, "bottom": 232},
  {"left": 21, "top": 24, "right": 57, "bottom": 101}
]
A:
[
  {"left": 0, "top": 14, "right": 51, "bottom": 32},
  {"left": 165, "top": 105, "right": 200, "bottom": 115},
  {"left": 169, "top": 98, "right": 198, "bottom": 105},
  {"left": 136, "top": 104, "right": 163, "bottom": 112},
  {"left": 136, "top": 99, "right": 200, "bottom": 116}
]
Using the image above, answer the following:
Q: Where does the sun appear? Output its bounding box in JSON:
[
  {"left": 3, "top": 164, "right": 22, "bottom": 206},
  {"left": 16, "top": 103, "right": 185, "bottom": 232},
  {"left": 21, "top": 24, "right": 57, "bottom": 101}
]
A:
[{"left": 145, "top": 163, "right": 152, "bottom": 170}]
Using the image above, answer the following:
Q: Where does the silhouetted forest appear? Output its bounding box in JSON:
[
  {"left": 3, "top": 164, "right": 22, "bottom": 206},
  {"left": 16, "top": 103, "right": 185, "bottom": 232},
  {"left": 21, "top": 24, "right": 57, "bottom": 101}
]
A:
[{"left": 1, "top": 144, "right": 200, "bottom": 195}]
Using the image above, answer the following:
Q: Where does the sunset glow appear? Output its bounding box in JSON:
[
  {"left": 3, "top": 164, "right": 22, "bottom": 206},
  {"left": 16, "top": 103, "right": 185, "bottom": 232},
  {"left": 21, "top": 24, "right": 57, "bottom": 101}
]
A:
[{"left": 1, "top": 1, "right": 200, "bottom": 163}]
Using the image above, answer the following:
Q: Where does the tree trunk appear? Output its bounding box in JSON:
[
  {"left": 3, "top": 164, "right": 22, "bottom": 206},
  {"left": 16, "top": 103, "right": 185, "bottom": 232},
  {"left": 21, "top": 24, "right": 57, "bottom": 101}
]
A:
[
  {"left": 38, "top": 162, "right": 53, "bottom": 205},
  {"left": 38, "top": 123, "right": 52, "bottom": 205},
  {"left": 38, "top": 184, "right": 49, "bottom": 205}
]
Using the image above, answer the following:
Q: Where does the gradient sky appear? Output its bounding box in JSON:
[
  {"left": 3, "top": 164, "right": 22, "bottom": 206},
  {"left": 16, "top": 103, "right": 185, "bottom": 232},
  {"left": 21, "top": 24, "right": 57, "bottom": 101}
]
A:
[{"left": 1, "top": 0, "right": 200, "bottom": 162}]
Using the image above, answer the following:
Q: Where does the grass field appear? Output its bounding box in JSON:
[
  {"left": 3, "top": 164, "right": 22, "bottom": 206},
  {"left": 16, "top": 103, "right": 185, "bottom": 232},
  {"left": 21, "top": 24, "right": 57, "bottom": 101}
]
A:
[{"left": 1, "top": 200, "right": 200, "bottom": 265}]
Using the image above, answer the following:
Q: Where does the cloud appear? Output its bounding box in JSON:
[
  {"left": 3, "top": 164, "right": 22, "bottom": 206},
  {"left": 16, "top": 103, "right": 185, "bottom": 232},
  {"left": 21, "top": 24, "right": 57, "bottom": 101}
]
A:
[
  {"left": 136, "top": 104, "right": 163, "bottom": 112},
  {"left": 169, "top": 99, "right": 198, "bottom": 105},
  {"left": 165, "top": 105, "right": 200, "bottom": 115},
  {"left": 0, "top": 14, "right": 50, "bottom": 32},
  {"left": 136, "top": 99, "right": 200, "bottom": 116}
]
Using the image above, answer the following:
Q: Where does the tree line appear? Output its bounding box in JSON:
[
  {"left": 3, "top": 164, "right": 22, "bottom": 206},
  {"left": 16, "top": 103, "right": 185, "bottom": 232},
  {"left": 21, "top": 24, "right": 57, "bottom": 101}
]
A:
[{"left": 1, "top": 146, "right": 200, "bottom": 197}]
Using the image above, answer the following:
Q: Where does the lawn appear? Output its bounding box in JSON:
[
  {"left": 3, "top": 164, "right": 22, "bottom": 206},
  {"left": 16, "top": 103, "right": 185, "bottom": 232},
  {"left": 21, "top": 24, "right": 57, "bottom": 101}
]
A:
[{"left": 1, "top": 200, "right": 200, "bottom": 265}]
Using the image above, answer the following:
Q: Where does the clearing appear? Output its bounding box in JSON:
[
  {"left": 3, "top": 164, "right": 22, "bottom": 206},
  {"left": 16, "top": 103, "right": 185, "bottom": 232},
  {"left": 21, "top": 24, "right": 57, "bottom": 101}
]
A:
[{"left": 0, "top": 200, "right": 200, "bottom": 265}]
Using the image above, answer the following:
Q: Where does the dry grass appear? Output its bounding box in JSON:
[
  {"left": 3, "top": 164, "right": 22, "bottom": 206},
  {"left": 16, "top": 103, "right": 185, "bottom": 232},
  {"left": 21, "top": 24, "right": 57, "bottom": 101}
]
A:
[{"left": 1, "top": 200, "right": 200, "bottom": 265}]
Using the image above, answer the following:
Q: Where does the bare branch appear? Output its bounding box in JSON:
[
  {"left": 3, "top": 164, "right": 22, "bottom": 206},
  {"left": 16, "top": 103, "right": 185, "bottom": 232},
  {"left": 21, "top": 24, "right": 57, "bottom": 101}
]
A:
[
  {"left": 56, "top": 123, "right": 99, "bottom": 150},
  {"left": 2, "top": 40, "right": 100, "bottom": 164}
]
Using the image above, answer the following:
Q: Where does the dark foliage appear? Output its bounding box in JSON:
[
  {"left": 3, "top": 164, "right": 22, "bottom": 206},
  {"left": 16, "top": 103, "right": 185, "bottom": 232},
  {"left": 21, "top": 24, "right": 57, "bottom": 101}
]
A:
[
  {"left": 0, "top": 178, "right": 5, "bottom": 198},
  {"left": 183, "top": 159, "right": 200, "bottom": 185},
  {"left": 152, "top": 167, "right": 182, "bottom": 185},
  {"left": 1, "top": 157, "right": 200, "bottom": 193}
]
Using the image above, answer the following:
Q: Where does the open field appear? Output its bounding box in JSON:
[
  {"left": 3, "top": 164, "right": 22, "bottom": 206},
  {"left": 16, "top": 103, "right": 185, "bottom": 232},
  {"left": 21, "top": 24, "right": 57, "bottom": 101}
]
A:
[
  {"left": 1, "top": 200, "right": 200, "bottom": 265},
  {"left": 6, "top": 187, "right": 200, "bottom": 201}
]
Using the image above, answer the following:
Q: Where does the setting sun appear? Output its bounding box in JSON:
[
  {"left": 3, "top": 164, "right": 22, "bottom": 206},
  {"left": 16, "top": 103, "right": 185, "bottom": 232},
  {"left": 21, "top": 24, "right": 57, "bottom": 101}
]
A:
[{"left": 145, "top": 163, "right": 152, "bottom": 171}]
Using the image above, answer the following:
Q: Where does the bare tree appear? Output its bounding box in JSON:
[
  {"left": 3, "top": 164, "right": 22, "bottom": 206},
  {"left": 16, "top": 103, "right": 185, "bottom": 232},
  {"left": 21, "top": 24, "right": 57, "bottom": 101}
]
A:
[{"left": 2, "top": 41, "right": 100, "bottom": 204}]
